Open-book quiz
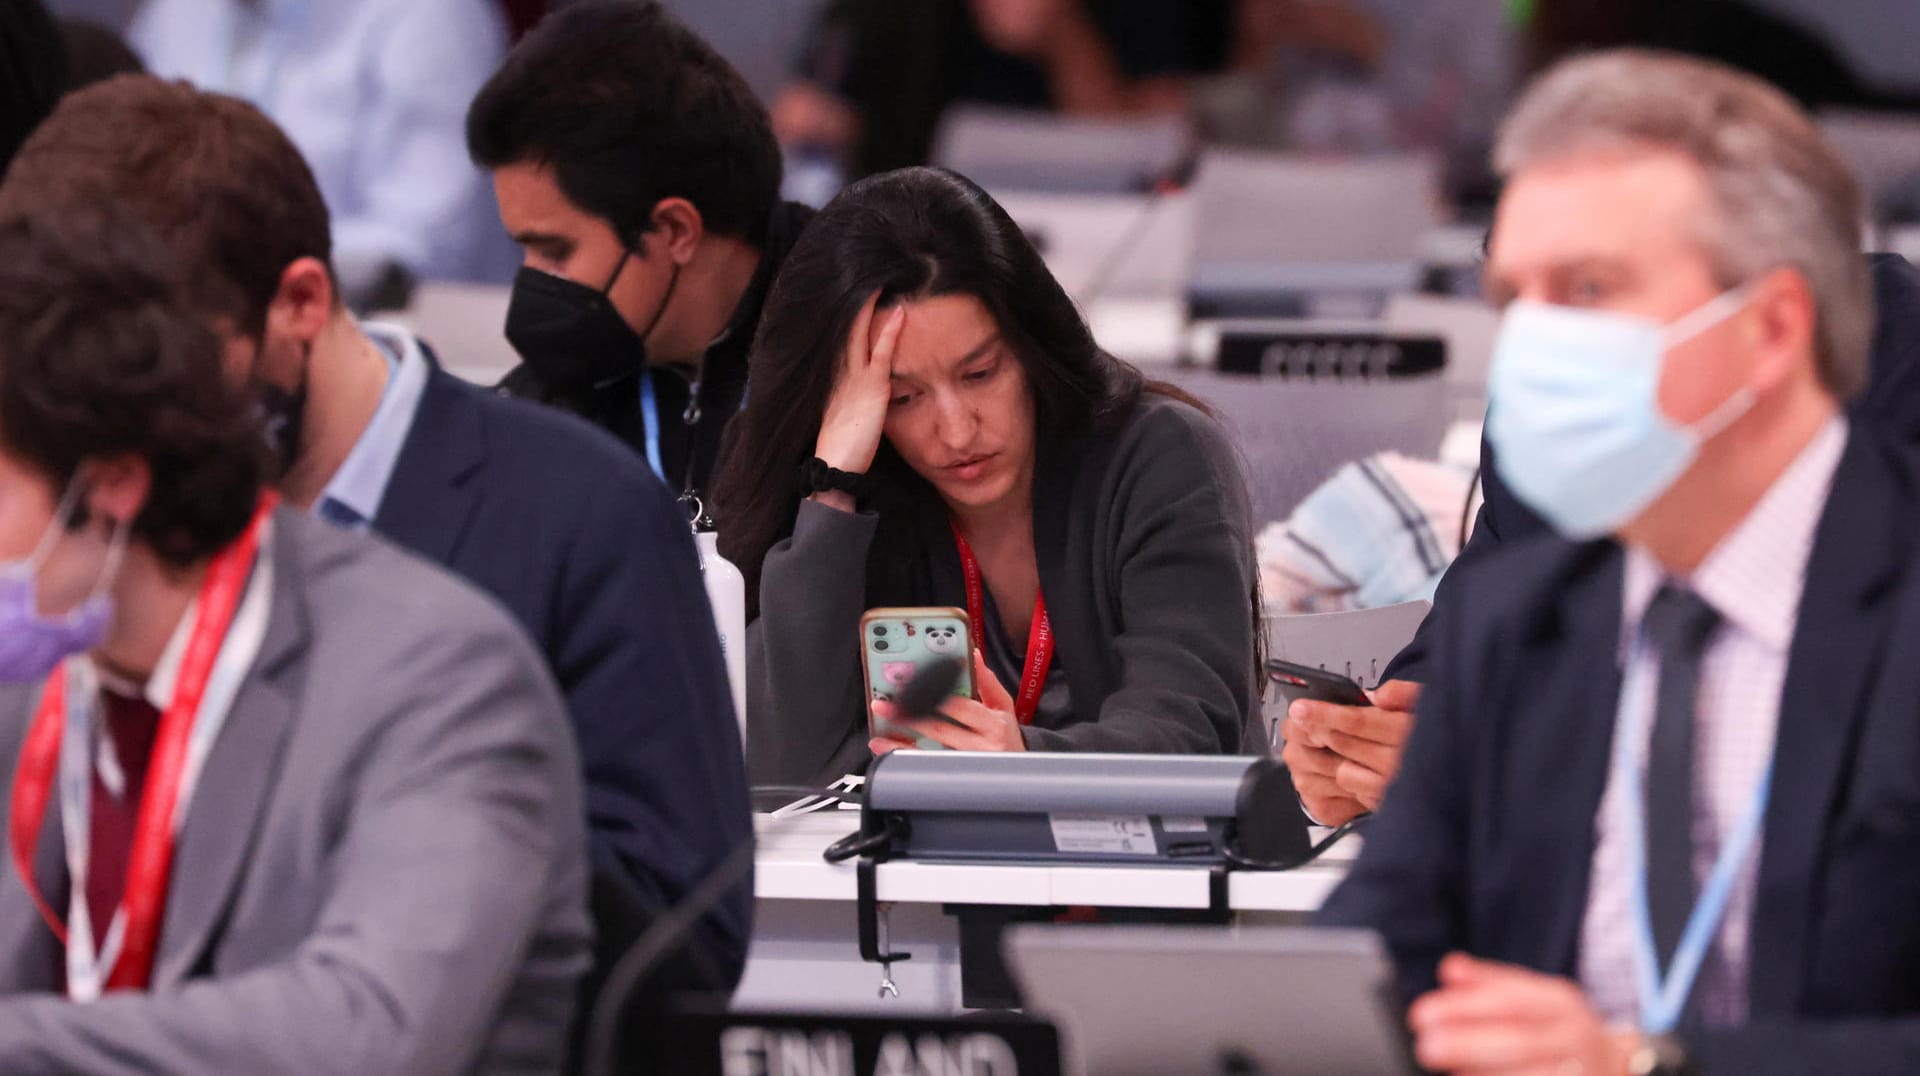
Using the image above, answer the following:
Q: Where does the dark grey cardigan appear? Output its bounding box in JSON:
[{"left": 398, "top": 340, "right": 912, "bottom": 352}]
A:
[{"left": 745, "top": 395, "right": 1261, "bottom": 786}]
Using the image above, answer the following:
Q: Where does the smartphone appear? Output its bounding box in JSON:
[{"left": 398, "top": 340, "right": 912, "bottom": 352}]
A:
[
  {"left": 861, "top": 606, "right": 977, "bottom": 738},
  {"left": 1265, "top": 659, "right": 1371, "bottom": 708}
]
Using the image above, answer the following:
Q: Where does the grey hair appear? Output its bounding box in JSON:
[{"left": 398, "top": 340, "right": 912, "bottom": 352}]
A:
[{"left": 1495, "top": 49, "right": 1871, "bottom": 400}]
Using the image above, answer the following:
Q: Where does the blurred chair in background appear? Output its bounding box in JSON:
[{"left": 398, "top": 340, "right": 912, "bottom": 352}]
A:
[
  {"left": 930, "top": 105, "right": 1193, "bottom": 195},
  {"left": 1186, "top": 148, "right": 1439, "bottom": 320},
  {"left": 1161, "top": 365, "right": 1449, "bottom": 527},
  {"left": 1821, "top": 109, "right": 1920, "bottom": 227},
  {"left": 1257, "top": 453, "right": 1473, "bottom": 616},
  {"left": 124, "top": 0, "right": 515, "bottom": 309}
]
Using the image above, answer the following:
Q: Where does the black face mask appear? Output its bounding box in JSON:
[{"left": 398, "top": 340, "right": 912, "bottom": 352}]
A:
[{"left": 503, "top": 251, "right": 677, "bottom": 393}]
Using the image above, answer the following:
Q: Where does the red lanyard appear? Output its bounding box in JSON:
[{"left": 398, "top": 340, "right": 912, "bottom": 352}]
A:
[
  {"left": 951, "top": 524, "right": 1054, "bottom": 725},
  {"left": 8, "top": 492, "right": 275, "bottom": 991}
]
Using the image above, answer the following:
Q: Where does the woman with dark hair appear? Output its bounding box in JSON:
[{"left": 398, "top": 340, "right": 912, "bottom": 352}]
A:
[{"left": 714, "top": 166, "right": 1259, "bottom": 786}]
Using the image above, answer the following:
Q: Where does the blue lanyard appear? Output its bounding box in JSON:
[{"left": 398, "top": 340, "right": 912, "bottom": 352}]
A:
[
  {"left": 637, "top": 369, "right": 666, "bottom": 484},
  {"left": 1612, "top": 659, "right": 1775, "bottom": 1034}
]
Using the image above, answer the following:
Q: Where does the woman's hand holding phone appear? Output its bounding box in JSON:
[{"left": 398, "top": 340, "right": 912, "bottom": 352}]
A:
[
  {"left": 871, "top": 650, "right": 1027, "bottom": 756},
  {"left": 811, "top": 292, "right": 905, "bottom": 512}
]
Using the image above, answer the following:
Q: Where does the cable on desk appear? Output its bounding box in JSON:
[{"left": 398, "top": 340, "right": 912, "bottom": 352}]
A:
[
  {"left": 822, "top": 816, "right": 906, "bottom": 864},
  {"left": 1222, "top": 817, "right": 1365, "bottom": 872}
]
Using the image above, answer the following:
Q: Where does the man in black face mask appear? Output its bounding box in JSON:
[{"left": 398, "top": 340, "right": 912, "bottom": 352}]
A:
[{"left": 468, "top": 0, "right": 814, "bottom": 516}]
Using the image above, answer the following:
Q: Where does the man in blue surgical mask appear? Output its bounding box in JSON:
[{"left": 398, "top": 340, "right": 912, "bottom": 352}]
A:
[{"left": 1317, "top": 50, "right": 1920, "bottom": 1076}]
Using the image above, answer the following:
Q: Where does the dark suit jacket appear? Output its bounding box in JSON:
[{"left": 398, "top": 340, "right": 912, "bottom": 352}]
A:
[
  {"left": 374, "top": 354, "right": 753, "bottom": 988},
  {"left": 1321, "top": 430, "right": 1920, "bottom": 1073},
  {"left": 1388, "top": 252, "right": 1920, "bottom": 682}
]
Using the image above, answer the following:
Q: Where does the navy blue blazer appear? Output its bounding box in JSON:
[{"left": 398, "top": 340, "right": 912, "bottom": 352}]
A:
[
  {"left": 372, "top": 357, "right": 753, "bottom": 987},
  {"left": 1322, "top": 429, "right": 1920, "bottom": 1072},
  {"left": 1389, "top": 252, "right": 1920, "bottom": 682}
]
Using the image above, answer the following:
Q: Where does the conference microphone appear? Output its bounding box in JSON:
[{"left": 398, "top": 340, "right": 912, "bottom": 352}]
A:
[
  {"left": 584, "top": 831, "right": 757, "bottom": 1076},
  {"left": 589, "top": 660, "right": 966, "bottom": 1072},
  {"left": 1075, "top": 151, "right": 1196, "bottom": 312}
]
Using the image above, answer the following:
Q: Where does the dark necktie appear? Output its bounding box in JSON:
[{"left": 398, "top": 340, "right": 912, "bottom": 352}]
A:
[
  {"left": 87, "top": 691, "right": 162, "bottom": 947},
  {"left": 1640, "top": 583, "right": 1723, "bottom": 970}
]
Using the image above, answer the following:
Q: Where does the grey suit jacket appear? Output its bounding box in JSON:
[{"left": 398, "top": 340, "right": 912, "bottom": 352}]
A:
[{"left": 0, "top": 509, "right": 591, "bottom": 1075}]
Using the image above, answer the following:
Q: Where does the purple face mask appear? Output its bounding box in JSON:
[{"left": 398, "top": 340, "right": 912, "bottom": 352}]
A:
[{"left": 0, "top": 487, "right": 126, "bottom": 685}]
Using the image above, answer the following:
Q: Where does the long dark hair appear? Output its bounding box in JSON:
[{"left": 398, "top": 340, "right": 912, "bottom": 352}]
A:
[{"left": 715, "top": 167, "right": 1165, "bottom": 616}]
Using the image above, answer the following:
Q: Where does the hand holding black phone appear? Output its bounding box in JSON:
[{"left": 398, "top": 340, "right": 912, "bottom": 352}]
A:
[
  {"left": 1266, "top": 659, "right": 1370, "bottom": 707},
  {"left": 1266, "top": 659, "right": 1371, "bottom": 753}
]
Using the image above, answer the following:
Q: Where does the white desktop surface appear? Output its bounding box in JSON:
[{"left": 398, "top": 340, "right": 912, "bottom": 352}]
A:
[{"left": 737, "top": 811, "right": 1354, "bottom": 1014}]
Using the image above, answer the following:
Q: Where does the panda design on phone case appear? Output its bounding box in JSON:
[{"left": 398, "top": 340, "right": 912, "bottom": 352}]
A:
[
  {"left": 924, "top": 625, "right": 964, "bottom": 655},
  {"left": 863, "top": 610, "right": 973, "bottom": 705}
]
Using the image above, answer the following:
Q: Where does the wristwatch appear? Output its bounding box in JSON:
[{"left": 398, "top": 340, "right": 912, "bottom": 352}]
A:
[
  {"left": 800, "top": 457, "right": 872, "bottom": 499},
  {"left": 1626, "top": 1033, "right": 1696, "bottom": 1076}
]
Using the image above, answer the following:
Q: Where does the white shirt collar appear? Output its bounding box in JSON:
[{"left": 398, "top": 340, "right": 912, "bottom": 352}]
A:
[
  {"left": 91, "top": 520, "right": 280, "bottom": 712},
  {"left": 317, "top": 322, "right": 430, "bottom": 528},
  {"left": 1624, "top": 418, "right": 1848, "bottom": 653}
]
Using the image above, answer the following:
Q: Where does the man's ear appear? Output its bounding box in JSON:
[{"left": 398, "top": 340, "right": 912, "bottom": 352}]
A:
[
  {"left": 261, "top": 257, "right": 336, "bottom": 346},
  {"left": 646, "top": 198, "right": 706, "bottom": 266},
  {"left": 1741, "top": 265, "right": 1819, "bottom": 396},
  {"left": 74, "top": 454, "right": 151, "bottom": 533}
]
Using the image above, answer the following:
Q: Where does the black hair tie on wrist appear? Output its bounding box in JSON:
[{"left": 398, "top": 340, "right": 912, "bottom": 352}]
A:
[{"left": 800, "top": 457, "right": 873, "bottom": 499}]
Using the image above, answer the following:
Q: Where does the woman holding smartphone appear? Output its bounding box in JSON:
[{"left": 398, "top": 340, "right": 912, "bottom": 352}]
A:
[{"left": 714, "top": 167, "right": 1259, "bottom": 786}]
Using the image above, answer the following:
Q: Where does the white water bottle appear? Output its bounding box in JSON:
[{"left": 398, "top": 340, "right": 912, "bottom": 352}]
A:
[{"left": 695, "top": 530, "right": 749, "bottom": 743}]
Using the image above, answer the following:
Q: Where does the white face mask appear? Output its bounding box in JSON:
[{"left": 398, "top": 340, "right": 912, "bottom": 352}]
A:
[{"left": 1486, "top": 288, "right": 1756, "bottom": 539}]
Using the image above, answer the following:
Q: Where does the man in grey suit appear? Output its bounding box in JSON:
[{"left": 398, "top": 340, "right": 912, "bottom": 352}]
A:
[{"left": 0, "top": 211, "right": 589, "bottom": 1067}]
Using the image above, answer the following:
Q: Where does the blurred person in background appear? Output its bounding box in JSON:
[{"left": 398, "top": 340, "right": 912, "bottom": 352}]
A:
[
  {"left": 2, "top": 0, "right": 143, "bottom": 175},
  {"left": 0, "top": 0, "right": 64, "bottom": 172},
  {"left": 1196, "top": 0, "right": 1518, "bottom": 205},
  {"left": 1526, "top": 0, "right": 1897, "bottom": 112},
  {"left": 772, "top": 0, "right": 1234, "bottom": 180},
  {"left": 123, "top": 0, "right": 513, "bottom": 309},
  {"left": 56, "top": 14, "right": 142, "bottom": 87}
]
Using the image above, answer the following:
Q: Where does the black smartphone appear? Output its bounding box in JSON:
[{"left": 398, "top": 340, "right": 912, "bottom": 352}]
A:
[{"left": 1265, "top": 659, "right": 1371, "bottom": 708}]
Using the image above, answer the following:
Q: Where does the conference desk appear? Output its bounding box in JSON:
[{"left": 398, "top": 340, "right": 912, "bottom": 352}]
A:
[{"left": 733, "top": 811, "right": 1355, "bottom": 1015}]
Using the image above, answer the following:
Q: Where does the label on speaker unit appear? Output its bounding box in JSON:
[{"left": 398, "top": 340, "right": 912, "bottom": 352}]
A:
[{"left": 1048, "top": 814, "right": 1159, "bottom": 855}]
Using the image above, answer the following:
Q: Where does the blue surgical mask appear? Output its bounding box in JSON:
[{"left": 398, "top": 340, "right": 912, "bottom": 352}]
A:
[
  {"left": 0, "top": 485, "right": 128, "bottom": 685},
  {"left": 1487, "top": 290, "right": 1755, "bottom": 539}
]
